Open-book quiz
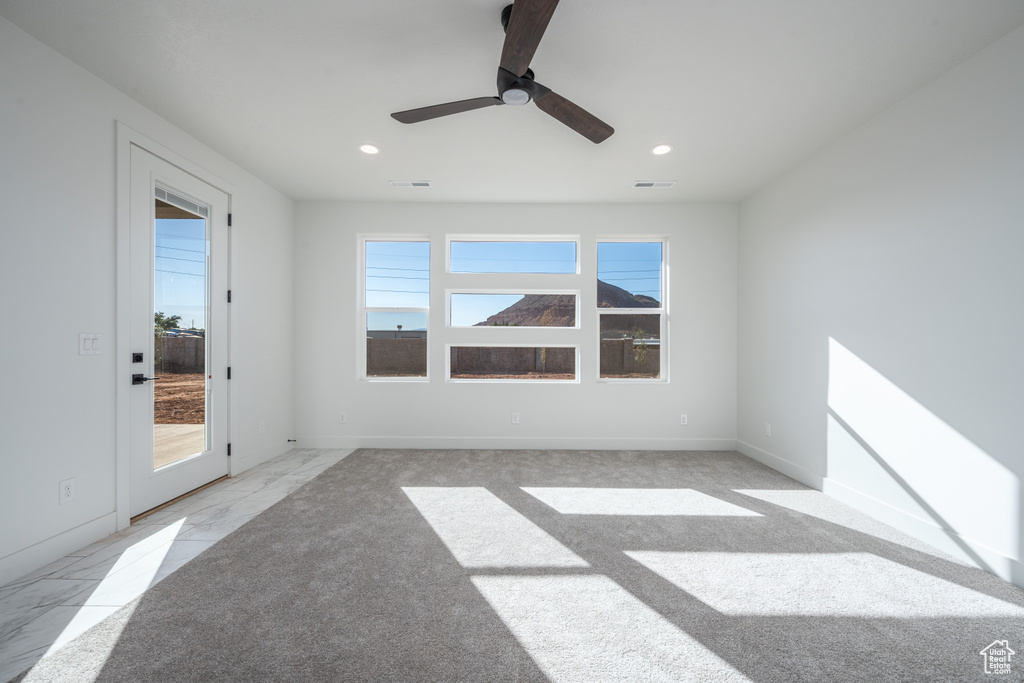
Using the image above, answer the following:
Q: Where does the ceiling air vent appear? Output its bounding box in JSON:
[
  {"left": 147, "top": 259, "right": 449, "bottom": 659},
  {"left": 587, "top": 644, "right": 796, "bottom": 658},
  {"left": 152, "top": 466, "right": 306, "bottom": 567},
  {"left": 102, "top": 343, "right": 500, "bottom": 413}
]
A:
[
  {"left": 389, "top": 181, "right": 432, "bottom": 188},
  {"left": 633, "top": 181, "right": 676, "bottom": 189}
]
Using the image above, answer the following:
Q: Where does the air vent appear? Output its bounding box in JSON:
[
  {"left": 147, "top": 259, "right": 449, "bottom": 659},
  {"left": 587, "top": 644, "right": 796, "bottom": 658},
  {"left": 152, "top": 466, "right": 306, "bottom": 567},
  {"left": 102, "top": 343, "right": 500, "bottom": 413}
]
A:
[
  {"left": 389, "top": 181, "right": 432, "bottom": 188},
  {"left": 633, "top": 181, "right": 676, "bottom": 189}
]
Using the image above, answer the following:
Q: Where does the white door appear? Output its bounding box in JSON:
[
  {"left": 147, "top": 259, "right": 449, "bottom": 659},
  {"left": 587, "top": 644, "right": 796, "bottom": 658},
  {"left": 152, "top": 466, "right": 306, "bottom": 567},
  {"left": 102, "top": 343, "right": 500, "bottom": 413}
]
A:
[{"left": 129, "top": 144, "right": 229, "bottom": 517}]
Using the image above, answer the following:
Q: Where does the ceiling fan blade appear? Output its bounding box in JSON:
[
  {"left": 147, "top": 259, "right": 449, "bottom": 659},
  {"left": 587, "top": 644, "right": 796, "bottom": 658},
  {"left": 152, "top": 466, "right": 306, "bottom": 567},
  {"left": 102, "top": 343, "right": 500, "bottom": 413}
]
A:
[
  {"left": 533, "top": 91, "right": 614, "bottom": 143},
  {"left": 391, "top": 97, "right": 503, "bottom": 124},
  {"left": 499, "top": 0, "right": 560, "bottom": 77}
]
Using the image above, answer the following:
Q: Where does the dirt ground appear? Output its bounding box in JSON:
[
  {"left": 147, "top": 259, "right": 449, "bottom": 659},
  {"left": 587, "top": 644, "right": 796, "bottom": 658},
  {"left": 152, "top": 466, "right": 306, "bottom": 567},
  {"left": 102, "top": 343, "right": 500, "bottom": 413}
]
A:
[{"left": 154, "top": 373, "right": 206, "bottom": 424}]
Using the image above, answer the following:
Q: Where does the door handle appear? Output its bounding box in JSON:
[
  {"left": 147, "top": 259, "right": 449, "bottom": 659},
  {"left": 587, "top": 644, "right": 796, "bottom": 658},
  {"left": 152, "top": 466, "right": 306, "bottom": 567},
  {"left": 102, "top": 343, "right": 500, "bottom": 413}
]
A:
[{"left": 132, "top": 374, "right": 161, "bottom": 385}]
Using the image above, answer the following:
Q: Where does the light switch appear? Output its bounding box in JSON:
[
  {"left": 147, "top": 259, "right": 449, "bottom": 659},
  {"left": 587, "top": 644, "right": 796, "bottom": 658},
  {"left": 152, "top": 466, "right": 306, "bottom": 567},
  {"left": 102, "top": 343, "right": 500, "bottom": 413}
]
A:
[{"left": 79, "top": 333, "right": 101, "bottom": 355}]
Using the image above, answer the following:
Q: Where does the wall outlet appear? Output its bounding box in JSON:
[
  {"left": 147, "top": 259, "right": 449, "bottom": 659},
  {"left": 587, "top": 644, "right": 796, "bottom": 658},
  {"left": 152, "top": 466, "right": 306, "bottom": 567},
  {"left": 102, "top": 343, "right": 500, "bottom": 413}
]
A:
[
  {"left": 338, "top": 412, "right": 346, "bottom": 424},
  {"left": 680, "top": 413, "right": 688, "bottom": 426},
  {"left": 59, "top": 478, "right": 76, "bottom": 505},
  {"left": 763, "top": 422, "right": 771, "bottom": 437},
  {"left": 511, "top": 412, "right": 520, "bottom": 424},
  {"left": 258, "top": 420, "right": 266, "bottom": 434}
]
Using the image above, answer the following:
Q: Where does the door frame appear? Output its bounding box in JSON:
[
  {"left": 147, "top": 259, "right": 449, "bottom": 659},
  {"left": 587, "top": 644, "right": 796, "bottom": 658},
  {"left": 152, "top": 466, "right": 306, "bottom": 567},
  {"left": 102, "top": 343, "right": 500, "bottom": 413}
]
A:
[{"left": 115, "top": 123, "right": 236, "bottom": 531}]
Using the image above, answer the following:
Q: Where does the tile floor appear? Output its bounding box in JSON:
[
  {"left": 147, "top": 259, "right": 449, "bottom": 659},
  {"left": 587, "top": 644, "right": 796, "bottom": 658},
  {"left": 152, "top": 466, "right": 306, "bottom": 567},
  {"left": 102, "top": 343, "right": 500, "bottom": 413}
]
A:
[{"left": 0, "top": 448, "right": 353, "bottom": 683}]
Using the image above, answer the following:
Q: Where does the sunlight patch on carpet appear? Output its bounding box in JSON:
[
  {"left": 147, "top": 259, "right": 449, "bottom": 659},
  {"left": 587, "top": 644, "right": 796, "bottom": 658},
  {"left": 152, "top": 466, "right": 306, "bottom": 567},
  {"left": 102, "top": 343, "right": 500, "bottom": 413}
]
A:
[
  {"left": 471, "top": 575, "right": 753, "bottom": 683},
  {"left": 522, "top": 487, "right": 761, "bottom": 516},
  {"left": 626, "top": 551, "right": 1024, "bottom": 617},
  {"left": 402, "top": 487, "right": 589, "bottom": 568}
]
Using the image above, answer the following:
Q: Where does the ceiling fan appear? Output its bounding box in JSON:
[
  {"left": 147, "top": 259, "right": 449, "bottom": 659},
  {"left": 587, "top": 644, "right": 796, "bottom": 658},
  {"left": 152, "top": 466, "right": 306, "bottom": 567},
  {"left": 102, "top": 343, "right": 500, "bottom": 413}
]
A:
[{"left": 390, "top": 0, "right": 614, "bottom": 144}]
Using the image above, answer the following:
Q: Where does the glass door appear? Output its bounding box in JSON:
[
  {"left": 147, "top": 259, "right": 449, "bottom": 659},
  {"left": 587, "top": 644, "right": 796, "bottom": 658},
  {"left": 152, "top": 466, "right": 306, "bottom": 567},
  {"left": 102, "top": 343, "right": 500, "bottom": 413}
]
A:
[
  {"left": 129, "top": 145, "right": 229, "bottom": 517},
  {"left": 153, "top": 185, "right": 209, "bottom": 468}
]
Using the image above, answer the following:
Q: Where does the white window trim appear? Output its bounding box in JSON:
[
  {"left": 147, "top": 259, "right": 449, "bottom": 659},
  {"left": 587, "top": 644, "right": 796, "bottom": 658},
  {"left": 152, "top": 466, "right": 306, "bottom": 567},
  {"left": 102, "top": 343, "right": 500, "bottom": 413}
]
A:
[
  {"left": 446, "top": 234, "right": 582, "bottom": 275},
  {"left": 358, "top": 235, "right": 431, "bottom": 382},
  {"left": 596, "top": 237, "right": 669, "bottom": 383},
  {"left": 447, "top": 289, "right": 582, "bottom": 329},
  {"left": 446, "top": 343, "right": 581, "bottom": 383}
]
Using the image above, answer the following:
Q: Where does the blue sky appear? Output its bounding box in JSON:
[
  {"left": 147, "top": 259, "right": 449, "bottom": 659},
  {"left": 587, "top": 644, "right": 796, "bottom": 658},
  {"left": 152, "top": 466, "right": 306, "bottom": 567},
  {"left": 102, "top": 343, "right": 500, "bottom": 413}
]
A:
[
  {"left": 365, "top": 240, "right": 662, "bottom": 331},
  {"left": 597, "top": 241, "right": 662, "bottom": 301},
  {"left": 451, "top": 294, "right": 525, "bottom": 327},
  {"left": 154, "top": 217, "right": 207, "bottom": 330},
  {"left": 450, "top": 241, "right": 577, "bottom": 274}
]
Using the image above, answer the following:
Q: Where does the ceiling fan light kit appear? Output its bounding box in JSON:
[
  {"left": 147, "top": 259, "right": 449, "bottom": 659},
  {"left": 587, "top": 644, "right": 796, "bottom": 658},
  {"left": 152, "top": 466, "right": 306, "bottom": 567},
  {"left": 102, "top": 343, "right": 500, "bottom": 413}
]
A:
[{"left": 391, "top": 0, "right": 614, "bottom": 144}]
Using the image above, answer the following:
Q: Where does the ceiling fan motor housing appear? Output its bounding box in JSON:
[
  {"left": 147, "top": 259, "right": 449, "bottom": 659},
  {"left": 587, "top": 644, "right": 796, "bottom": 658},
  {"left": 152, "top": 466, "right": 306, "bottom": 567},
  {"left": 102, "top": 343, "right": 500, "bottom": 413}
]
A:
[
  {"left": 501, "top": 4, "right": 514, "bottom": 32},
  {"left": 497, "top": 67, "right": 546, "bottom": 105}
]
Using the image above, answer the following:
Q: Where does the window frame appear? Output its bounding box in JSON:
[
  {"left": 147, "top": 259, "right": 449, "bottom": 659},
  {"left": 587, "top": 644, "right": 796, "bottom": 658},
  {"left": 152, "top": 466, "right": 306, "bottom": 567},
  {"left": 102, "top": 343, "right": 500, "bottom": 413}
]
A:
[
  {"left": 447, "top": 289, "right": 581, "bottom": 329},
  {"left": 358, "top": 235, "right": 431, "bottom": 382},
  {"left": 446, "top": 343, "right": 581, "bottom": 383},
  {"left": 596, "top": 237, "right": 669, "bottom": 383},
  {"left": 446, "top": 235, "right": 581, "bottom": 275}
]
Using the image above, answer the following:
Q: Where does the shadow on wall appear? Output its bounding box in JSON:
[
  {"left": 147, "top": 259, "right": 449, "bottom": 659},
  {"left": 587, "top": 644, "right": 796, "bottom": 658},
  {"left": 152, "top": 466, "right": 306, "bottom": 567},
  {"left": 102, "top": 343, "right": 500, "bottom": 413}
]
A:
[{"left": 825, "top": 337, "right": 1020, "bottom": 584}]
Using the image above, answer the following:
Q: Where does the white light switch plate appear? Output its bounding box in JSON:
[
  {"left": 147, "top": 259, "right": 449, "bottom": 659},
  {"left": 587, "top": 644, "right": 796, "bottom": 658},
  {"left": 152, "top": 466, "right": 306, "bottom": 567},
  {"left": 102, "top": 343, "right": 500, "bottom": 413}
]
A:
[{"left": 79, "top": 333, "right": 101, "bottom": 355}]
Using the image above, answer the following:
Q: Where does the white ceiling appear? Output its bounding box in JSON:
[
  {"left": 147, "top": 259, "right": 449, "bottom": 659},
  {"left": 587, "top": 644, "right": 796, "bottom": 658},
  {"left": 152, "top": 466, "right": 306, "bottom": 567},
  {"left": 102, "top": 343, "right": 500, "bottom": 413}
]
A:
[{"left": 3, "top": 0, "right": 1023, "bottom": 203}]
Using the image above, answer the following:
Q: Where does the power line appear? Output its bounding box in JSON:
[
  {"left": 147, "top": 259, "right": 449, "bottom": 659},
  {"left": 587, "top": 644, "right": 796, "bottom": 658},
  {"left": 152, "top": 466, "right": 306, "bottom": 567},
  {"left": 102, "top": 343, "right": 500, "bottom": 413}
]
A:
[
  {"left": 157, "top": 255, "right": 205, "bottom": 264},
  {"left": 156, "top": 269, "right": 205, "bottom": 277},
  {"left": 451, "top": 257, "right": 575, "bottom": 263},
  {"left": 156, "top": 244, "right": 206, "bottom": 254},
  {"left": 367, "top": 275, "right": 429, "bottom": 281},
  {"left": 368, "top": 276, "right": 428, "bottom": 282},
  {"left": 365, "top": 253, "right": 429, "bottom": 260},
  {"left": 605, "top": 277, "right": 660, "bottom": 281},
  {"left": 155, "top": 234, "right": 204, "bottom": 242},
  {"left": 367, "top": 288, "right": 429, "bottom": 294},
  {"left": 366, "top": 266, "right": 429, "bottom": 273}
]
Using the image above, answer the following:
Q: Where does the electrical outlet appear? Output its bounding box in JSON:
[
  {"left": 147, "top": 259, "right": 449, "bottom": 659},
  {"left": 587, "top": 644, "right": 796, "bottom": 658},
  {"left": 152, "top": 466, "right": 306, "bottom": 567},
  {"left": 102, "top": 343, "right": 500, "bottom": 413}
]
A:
[
  {"left": 338, "top": 412, "right": 346, "bottom": 424},
  {"left": 258, "top": 420, "right": 266, "bottom": 434},
  {"left": 511, "top": 412, "right": 520, "bottom": 424},
  {"left": 763, "top": 422, "right": 771, "bottom": 437},
  {"left": 59, "top": 478, "right": 76, "bottom": 505},
  {"left": 680, "top": 414, "right": 688, "bottom": 426}
]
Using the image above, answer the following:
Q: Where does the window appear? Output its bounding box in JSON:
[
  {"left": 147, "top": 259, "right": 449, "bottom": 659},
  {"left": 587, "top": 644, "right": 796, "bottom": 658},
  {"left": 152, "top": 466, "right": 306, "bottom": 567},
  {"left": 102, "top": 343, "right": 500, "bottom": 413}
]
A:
[
  {"left": 444, "top": 237, "right": 580, "bottom": 381},
  {"left": 449, "top": 293, "right": 578, "bottom": 328},
  {"left": 597, "top": 241, "right": 665, "bottom": 380},
  {"left": 449, "top": 240, "right": 578, "bottom": 274},
  {"left": 449, "top": 346, "right": 576, "bottom": 381},
  {"left": 363, "top": 240, "right": 429, "bottom": 378}
]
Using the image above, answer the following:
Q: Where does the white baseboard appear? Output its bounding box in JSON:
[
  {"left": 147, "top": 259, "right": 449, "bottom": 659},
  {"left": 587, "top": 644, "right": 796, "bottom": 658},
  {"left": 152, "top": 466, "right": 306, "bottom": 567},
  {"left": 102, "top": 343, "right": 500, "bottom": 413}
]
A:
[
  {"left": 0, "top": 512, "right": 118, "bottom": 587},
  {"left": 823, "top": 477, "right": 1022, "bottom": 587},
  {"left": 296, "top": 436, "right": 738, "bottom": 451},
  {"left": 230, "top": 438, "right": 294, "bottom": 476},
  {"left": 735, "top": 441, "right": 824, "bottom": 489}
]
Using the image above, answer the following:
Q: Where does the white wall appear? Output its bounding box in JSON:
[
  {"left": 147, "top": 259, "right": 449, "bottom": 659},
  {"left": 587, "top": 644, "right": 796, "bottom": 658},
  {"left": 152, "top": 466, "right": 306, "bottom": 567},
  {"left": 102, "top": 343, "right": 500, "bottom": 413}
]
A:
[
  {"left": 0, "top": 17, "right": 294, "bottom": 584},
  {"left": 294, "top": 202, "right": 737, "bottom": 450},
  {"left": 737, "top": 25, "right": 1024, "bottom": 585}
]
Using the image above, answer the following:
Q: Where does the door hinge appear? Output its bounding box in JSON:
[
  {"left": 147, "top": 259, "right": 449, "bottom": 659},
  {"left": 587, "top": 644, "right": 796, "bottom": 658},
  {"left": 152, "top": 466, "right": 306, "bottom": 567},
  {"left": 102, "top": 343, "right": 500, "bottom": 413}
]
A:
[
  {"left": 227, "top": 443, "right": 232, "bottom": 456},
  {"left": 227, "top": 213, "right": 232, "bottom": 227},
  {"left": 227, "top": 290, "right": 232, "bottom": 303},
  {"left": 227, "top": 367, "right": 232, "bottom": 380}
]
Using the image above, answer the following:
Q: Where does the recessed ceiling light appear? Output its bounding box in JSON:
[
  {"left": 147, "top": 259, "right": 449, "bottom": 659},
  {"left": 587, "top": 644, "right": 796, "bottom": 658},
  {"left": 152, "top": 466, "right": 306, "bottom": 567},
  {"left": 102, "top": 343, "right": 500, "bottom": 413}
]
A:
[
  {"left": 360, "top": 144, "right": 380, "bottom": 155},
  {"left": 651, "top": 144, "right": 672, "bottom": 155}
]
